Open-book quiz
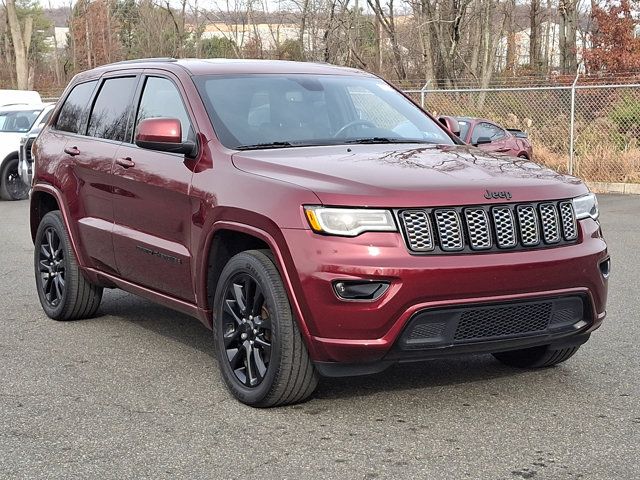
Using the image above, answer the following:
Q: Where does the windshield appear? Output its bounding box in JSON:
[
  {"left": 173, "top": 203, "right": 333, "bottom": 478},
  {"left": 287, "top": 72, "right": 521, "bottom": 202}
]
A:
[
  {"left": 0, "top": 109, "right": 41, "bottom": 133},
  {"left": 195, "top": 75, "right": 454, "bottom": 150}
]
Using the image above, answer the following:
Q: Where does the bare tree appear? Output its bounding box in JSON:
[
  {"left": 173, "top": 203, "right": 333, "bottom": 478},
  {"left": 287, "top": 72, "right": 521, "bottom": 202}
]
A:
[
  {"left": 559, "top": 0, "right": 578, "bottom": 74},
  {"left": 6, "top": 0, "right": 33, "bottom": 89}
]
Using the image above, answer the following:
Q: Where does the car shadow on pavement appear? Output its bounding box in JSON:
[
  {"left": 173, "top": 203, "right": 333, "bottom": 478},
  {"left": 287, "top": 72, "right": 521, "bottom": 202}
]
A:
[
  {"left": 314, "top": 357, "right": 530, "bottom": 400},
  {"left": 98, "top": 290, "right": 535, "bottom": 399},
  {"left": 99, "top": 290, "right": 215, "bottom": 357}
]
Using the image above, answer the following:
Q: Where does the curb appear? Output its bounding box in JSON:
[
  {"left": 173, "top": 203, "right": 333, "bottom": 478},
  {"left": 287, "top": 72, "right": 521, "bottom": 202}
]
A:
[{"left": 586, "top": 182, "right": 640, "bottom": 195}]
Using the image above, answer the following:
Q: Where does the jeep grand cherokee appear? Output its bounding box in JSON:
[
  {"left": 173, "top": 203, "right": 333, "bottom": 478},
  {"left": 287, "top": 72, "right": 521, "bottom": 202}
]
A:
[{"left": 30, "top": 59, "right": 609, "bottom": 407}]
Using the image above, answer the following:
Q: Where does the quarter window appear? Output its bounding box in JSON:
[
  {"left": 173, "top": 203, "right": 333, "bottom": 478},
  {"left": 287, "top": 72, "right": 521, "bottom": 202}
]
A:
[
  {"left": 136, "top": 77, "right": 192, "bottom": 142},
  {"left": 87, "top": 77, "right": 137, "bottom": 142},
  {"left": 55, "top": 81, "right": 97, "bottom": 134}
]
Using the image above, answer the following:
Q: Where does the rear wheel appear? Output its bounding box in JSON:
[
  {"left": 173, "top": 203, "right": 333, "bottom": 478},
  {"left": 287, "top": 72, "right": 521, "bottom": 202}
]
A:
[
  {"left": 493, "top": 345, "right": 581, "bottom": 368},
  {"left": 213, "top": 250, "right": 318, "bottom": 407},
  {"left": 34, "top": 211, "right": 103, "bottom": 320},
  {"left": 0, "top": 157, "right": 29, "bottom": 200}
]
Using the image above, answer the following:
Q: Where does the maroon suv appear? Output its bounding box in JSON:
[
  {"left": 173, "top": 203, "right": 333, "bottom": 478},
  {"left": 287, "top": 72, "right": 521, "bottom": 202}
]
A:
[{"left": 31, "top": 59, "right": 609, "bottom": 407}]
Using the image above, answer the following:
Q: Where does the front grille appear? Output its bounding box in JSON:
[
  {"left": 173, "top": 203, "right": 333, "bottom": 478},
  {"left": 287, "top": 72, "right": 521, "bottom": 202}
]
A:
[
  {"left": 434, "top": 209, "right": 463, "bottom": 251},
  {"left": 398, "top": 200, "right": 579, "bottom": 254}
]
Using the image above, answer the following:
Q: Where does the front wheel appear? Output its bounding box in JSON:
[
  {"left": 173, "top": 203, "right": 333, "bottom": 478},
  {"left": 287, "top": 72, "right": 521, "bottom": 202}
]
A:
[
  {"left": 0, "top": 157, "right": 29, "bottom": 200},
  {"left": 213, "top": 250, "right": 318, "bottom": 407},
  {"left": 493, "top": 345, "right": 581, "bottom": 368}
]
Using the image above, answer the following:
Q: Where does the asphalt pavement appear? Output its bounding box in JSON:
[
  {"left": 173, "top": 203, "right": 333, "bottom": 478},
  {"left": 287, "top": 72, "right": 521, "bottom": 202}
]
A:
[{"left": 0, "top": 195, "right": 638, "bottom": 479}]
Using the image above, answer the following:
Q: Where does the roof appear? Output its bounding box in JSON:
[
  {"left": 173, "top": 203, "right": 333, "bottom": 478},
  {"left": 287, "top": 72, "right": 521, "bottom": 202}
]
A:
[
  {"left": 78, "top": 58, "right": 374, "bottom": 78},
  {"left": 0, "top": 103, "right": 52, "bottom": 112}
]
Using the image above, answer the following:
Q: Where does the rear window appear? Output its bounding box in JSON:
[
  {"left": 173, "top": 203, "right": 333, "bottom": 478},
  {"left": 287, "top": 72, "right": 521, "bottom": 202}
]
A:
[
  {"left": 56, "top": 81, "right": 97, "bottom": 134},
  {"left": 87, "top": 77, "right": 137, "bottom": 142}
]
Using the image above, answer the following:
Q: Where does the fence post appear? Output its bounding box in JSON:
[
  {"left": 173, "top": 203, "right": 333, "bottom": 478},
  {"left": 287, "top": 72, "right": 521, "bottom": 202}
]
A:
[
  {"left": 420, "top": 81, "right": 430, "bottom": 109},
  {"left": 568, "top": 64, "right": 584, "bottom": 176}
]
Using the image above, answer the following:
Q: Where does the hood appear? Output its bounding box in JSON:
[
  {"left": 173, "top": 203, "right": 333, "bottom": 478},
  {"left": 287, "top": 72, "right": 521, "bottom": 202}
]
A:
[{"left": 232, "top": 144, "right": 586, "bottom": 207}]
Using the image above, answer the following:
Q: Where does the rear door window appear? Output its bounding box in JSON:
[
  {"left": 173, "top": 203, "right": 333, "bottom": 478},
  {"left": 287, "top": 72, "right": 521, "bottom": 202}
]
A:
[
  {"left": 55, "top": 80, "right": 97, "bottom": 134},
  {"left": 87, "top": 77, "right": 138, "bottom": 142}
]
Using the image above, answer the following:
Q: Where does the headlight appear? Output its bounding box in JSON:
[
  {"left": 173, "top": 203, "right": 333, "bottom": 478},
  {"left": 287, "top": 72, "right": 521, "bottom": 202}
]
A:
[
  {"left": 304, "top": 206, "right": 397, "bottom": 236},
  {"left": 572, "top": 193, "right": 599, "bottom": 220}
]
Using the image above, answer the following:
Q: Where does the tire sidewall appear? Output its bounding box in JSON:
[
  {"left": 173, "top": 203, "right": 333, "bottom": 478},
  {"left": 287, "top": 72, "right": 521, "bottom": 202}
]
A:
[
  {"left": 34, "top": 212, "right": 71, "bottom": 319},
  {"left": 213, "top": 252, "right": 285, "bottom": 405}
]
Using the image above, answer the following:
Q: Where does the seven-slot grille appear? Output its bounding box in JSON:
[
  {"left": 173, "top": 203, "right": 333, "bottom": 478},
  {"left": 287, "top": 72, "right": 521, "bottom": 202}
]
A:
[{"left": 398, "top": 200, "right": 579, "bottom": 254}]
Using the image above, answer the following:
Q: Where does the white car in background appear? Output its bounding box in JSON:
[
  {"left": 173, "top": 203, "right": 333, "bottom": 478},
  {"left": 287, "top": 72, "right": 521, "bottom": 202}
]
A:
[
  {"left": 0, "top": 103, "right": 53, "bottom": 200},
  {"left": 18, "top": 103, "right": 55, "bottom": 189},
  {"left": 0, "top": 89, "right": 41, "bottom": 107}
]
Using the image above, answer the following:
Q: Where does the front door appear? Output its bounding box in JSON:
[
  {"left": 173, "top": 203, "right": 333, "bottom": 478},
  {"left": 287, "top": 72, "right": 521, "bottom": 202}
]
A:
[{"left": 111, "top": 75, "right": 197, "bottom": 301}]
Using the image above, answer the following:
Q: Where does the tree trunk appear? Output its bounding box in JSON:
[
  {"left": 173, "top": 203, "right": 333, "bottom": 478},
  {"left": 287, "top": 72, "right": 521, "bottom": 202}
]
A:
[
  {"left": 529, "top": 0, "right": 541, "bottom": 70},
  {"left": 6, "top": 0, "right": 33, "bottom": 90},
  {"left": 560, "top": 0, "right": 578, "bottom": 74}
]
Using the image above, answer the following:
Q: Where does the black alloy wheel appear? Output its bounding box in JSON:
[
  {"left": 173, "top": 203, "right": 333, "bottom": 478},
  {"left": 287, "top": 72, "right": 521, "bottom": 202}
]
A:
[
  {"left": 221, "top": 273, "right": 273, "bottom": 387},
  {"left": 38, "top": 227, "right": 66, "bottom": 307},
  {"left": 34, "top": 211, "right": 103, "bottom": 320},
  {"left": 213, "top": 250, "right": 318, "bottom": 407}
]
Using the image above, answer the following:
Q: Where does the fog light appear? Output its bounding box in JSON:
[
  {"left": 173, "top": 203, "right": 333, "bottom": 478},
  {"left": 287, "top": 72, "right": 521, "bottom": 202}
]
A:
[
  {"left": 333, "top": 280, "right": 389, "bottom": 301},
  {"left": 599, "top": 258, "right": 611, "bottom": 279}
]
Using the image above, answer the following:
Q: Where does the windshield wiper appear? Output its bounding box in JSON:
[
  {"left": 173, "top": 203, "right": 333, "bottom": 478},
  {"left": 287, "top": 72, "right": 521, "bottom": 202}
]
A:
[
  {"left": 345, "top": 137, "right": 434, "bottom": 145},
  {"left": 236, "top": 141, "right": 295, "bottom": 150}
]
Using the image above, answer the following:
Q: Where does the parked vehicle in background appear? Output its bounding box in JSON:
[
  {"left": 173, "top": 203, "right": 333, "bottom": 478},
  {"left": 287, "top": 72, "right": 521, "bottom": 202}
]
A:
[
  {"left": 31, "top": 59, "right": 607, "bottom": 407},
  {"left": 18, "top": 103, "right": 55, "bottom": 188},
  {"left": 0, "top": 103, "right": 51, "bottom": 200},
  {"left": 440, "top": 116, "right": 533, "bottom": 159},
  {"left": 0, "top": 90, "right": 42, "bottom": 107}
]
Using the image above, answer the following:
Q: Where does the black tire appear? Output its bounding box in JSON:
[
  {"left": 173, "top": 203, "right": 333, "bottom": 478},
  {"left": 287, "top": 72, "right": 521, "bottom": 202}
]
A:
[
  {"left": 493, "top": 345, "right": 581, "bottom": 368},
  {"left": 34, "top": 211, "right": 103, "bottom": 320},
  {"left": 0, "top": 157, "right": 29, "bottom": 200},
  {"left": 213, "top": 250, "right": 318, "bottom": 407}
]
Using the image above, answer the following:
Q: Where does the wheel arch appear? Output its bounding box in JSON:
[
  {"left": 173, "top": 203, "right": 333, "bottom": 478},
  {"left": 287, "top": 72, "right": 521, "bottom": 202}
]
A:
[
  {"left": 30, "top": 185, "right": 89, "bottom": 271},
  {"left": 200, "top": 221, "right": 317, "bottom": 356},
  {"left": 1, "top": 150, "right": 19, "bottom": 169}
]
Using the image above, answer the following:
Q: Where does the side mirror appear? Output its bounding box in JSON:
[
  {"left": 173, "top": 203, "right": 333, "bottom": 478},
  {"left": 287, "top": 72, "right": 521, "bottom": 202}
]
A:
[
  {"left": 135, "top": 118, "right": 196, "bottom": 156},
  {"left": 474, "top": 136, "right": 492, "bottom": 146},
  {"left": 438, "top": 116, "right": 461, "bottom": 137}
]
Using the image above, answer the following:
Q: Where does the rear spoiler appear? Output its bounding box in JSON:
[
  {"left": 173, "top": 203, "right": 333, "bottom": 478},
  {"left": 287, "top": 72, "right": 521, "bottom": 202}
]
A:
[{"left": 506, "top": 128, "right": 528, "bottom": 139}]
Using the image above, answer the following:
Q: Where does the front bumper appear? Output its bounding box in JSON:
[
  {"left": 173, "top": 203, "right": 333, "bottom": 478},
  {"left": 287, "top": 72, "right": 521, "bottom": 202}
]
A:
[{"left": 281, "top": 218, "right": 608, "bottom": 365}]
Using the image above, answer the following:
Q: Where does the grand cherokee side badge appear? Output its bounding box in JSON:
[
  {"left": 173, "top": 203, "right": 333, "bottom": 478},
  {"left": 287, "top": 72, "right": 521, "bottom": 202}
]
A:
[{"left": 484, "top": 190, "right": 512, "bottom": 200}]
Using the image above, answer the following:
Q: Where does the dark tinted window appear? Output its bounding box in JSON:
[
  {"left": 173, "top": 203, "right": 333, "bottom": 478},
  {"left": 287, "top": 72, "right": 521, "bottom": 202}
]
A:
[
  {"left": 471, "top": 122, "right": 506, "bottom": 143},
  {"left": 136, "top": 77, "right": 191, "bottom": 142},
  {"left": 87, "top": 77, "right": 137, "bottom": 142},
  {"left": 55, "top": 81, "right": 97, "bottom": 133}
]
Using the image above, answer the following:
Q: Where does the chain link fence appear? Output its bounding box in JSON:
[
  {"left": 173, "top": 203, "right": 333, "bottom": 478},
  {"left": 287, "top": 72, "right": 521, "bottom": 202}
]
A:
[{"left": 403, "top": 84, "right": 640, "bottom": 184}]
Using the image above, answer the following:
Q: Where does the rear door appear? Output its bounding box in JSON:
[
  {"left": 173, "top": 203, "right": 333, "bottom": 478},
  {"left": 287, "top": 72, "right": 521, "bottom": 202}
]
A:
[
  {"left": 111, "top": 74, "right": 197, "bottom": 301},
  {"left": 65, "top": 75, "right": 138, "bottom": 273}
]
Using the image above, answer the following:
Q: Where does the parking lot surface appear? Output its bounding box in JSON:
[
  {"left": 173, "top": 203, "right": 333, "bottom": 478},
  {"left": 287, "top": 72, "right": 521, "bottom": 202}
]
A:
[{"left": 1, "top": 195, "right": 638, "bottom": 479}]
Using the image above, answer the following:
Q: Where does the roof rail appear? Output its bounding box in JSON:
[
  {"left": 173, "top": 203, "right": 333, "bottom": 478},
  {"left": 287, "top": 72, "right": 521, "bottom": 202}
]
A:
[{"left": 104, "top": 57, "right": 178, "bottom": 66}]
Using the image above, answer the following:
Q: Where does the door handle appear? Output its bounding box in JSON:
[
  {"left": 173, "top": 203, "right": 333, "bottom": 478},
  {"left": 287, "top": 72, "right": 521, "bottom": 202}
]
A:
[
  {"left": 116, "top": 157, "right": 135, "bottom": 168},
  {"left": 64, "top": 146, "right": 80, "bottom": 156}
]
